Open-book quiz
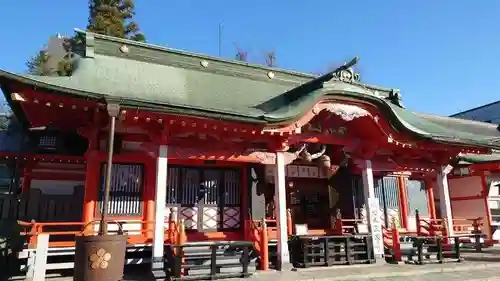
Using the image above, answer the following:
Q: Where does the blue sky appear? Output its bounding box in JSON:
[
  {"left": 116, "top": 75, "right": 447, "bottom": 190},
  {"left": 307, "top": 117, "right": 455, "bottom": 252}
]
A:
[{"left": 1, "top": 1, "right": 499, "bottom": 116}]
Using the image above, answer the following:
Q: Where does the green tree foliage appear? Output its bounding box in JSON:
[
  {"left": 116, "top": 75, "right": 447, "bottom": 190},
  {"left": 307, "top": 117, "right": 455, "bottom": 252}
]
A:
[
  {"left": 0, "top": 102, "right": 14, "bottom": 131},
  {"left": 26, "top": 0, "right": 146, "bottom": 75},
  {"left": 0, "top": 114, "right": 11, "bottom": 131},
  {"left": 57, "top": 36, "right": 85, "bottom": 76},
  {"left": 87, "top": 0, "right": 146, "bottom": 42},
  {"left": 26, "top": 51, "right": 50, "bottom": 75}
]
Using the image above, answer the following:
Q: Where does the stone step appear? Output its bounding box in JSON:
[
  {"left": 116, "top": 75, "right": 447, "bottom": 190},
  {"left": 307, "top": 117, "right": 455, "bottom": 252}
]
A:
[{"left": 164, "top": 241, "right": 256, "bottom": 277}]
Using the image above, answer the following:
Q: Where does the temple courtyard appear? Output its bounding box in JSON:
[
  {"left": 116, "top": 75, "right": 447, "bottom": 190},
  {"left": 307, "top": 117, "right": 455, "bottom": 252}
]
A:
[
  {"left": 24, "top": 261, "right": 500, "bottom": 281},
  {"left": 18, "top": 248, "right": 500, "bottom": 281}
]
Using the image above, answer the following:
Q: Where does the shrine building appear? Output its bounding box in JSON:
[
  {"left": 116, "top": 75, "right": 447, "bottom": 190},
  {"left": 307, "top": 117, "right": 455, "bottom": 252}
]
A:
[{"left": 1, "top": 29, "right": 500, "bottom": 275}]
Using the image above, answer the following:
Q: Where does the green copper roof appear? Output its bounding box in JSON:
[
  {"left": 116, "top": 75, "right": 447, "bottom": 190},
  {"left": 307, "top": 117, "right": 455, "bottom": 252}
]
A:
[
  {"left": 456, "top": 153, "right": 500, "bottom": 165},
  {"left": 1, "top": 29, "right": 500, "bottom": 150}
]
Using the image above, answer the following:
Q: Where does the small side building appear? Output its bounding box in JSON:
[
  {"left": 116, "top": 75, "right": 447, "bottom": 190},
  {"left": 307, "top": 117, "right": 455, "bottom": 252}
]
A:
[
  {"left": 452, "top": 101, "right": 500, "bottom": 241},
  {"left": 451, "top": 100, "right": 500, "bottom": 124}
]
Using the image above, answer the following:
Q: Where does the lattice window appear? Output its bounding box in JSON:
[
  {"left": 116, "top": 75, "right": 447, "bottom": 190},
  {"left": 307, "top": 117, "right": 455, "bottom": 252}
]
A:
[
  {"left": 203, "top": 169, "right": 220, "bottom": 204},
  {"left": 166, "top": 166, "right": 242, "bottom": 231},
  {"left": 224, "top": 170, "right": 240, "bottom": 205},
  {"left": 98, "top": 164, "right": 143, "bottom": 216},
  {"left": 374, "top": 177, "right": 401, "bottom": 227},
  {"left": 166, "top": 167, "right": 180, "bottom": 204},
  {"left": 38, "top": 135, "right": 57, "bottom": 150},
  {"left": 181, "top": 169, "right": 200, "bottom": 205}
]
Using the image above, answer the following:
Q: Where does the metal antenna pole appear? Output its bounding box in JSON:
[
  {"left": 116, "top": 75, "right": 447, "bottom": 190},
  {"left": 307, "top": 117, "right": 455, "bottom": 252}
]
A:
[{"left": 218, "top": 23, "right": 222, "bottom": 56}]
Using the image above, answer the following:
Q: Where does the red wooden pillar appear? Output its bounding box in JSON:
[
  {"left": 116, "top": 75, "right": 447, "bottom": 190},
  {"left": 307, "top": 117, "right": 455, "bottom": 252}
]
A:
[
  {"left": 21, "top": 166, "right": 32, "bottom": 193},
  {"left": 143, "top": 156, "right": 157, "bottom": 240},
  {"left": 82, "top": 150, "right": 100, "bottom": 232},
  {"left": 425, "top": 178, "right": 437, "bottom": 220},
  {"left": 80, "top": 122, "right": 100, "bottom": 232},
  {"left": 397, "top": 176, "right": 409, "bottom": 229}
]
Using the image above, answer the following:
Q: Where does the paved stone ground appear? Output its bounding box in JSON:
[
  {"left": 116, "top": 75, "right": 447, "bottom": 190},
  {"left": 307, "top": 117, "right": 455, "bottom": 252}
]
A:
[
  {"left": 462, "top": 248, "right": 500, "bottom": 262},
  {"left": 32, "top": 262, "right": 500, "bottom": 281},
  {"left": 16, "top": 249, "right": 500, "bottom": 281},
  {"left": 242, "top": 262, "right": 500, "bottom": 281}
]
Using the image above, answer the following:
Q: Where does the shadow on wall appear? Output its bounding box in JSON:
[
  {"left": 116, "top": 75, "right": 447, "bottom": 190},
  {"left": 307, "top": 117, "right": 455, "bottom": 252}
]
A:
[
  {"left": 0, "top": 187, "right": 84, "bottom": 222},
  {"left": 0, "top": 115, "right": 25, "bottom": 152}
]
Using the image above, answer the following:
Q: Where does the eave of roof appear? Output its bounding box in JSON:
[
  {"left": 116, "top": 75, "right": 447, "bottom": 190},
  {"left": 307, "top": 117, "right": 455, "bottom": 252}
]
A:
[
  {"left": 0, "top": 30, "right": 499, "bottom": 150},
  {"left": 455, "top": 153, "right": 500, "bottom": 165}
]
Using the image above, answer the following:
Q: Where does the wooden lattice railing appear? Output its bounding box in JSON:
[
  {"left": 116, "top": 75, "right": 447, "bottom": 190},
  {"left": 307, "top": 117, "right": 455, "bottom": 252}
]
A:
[
  {"left": 382, "top": 217, "right": 418, "bottom": 261},
  {"left": 249, "top": 208, "right": 365, "bottom": 271},
  {"left": 17, "top": 220, "right": 157, "bottom": 248},
  {"left": 415, "top": 209, "right": 482, "bottom": 243},
  {"left": 15, "top": 209, "right": 188, "bottom": 249},
  {"left": 382, "top": 210, "right": 485, "bottom": 262}
]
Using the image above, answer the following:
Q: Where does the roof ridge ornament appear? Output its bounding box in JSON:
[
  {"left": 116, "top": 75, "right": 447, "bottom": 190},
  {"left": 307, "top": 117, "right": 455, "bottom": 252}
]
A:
[
  {"left": 330, "top": 57, "right": 361, "bottom": 84},
  {"left": 309, "top": 56, "right": 360, "bottom": 86},
  {"left": 388, "top": 89, "right": 405, "bottom": 108}
]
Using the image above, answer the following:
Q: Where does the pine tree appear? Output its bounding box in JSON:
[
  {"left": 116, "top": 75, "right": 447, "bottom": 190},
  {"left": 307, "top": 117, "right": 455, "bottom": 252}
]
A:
[
  {"left": 87, "top": 0, "right": 146, "bottom": 42},
  {"left": 26, "top": 52, "right": 45, "bottom": 75},
  {"left": 26, "top": 51, "right": 53, "bottom": 75},
  {"left": 26, "top": 0, "right": 146, "bottom": 75}
]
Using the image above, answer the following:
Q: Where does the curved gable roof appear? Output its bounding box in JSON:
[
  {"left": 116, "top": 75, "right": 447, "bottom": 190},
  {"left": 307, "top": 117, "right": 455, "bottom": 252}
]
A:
[{"left": 0, "top": 30, "right": 499, "bottom": 150}]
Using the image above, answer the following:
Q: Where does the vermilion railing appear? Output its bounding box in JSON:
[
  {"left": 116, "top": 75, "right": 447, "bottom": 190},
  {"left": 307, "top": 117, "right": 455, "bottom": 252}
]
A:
[
  {"left": 249, "top": 210, "right": 294, "bottom": 271},
  {"left": 380, "top": 210, "right": 484, "bottom": 262},
  {"left": 382, "top": 218, "right": 418, "bottom": 262},
  {"left": 415, "top": 210, "right": 482, "bottom": 243},
  {"left": 17, "top": 214, "right": 188, "bottom": 249},
  {"left": 249, "top": 208, "right": 364, "bottom": 271},
  {"left": 18, "top": 220, "right": 154, "bottom": 248}
]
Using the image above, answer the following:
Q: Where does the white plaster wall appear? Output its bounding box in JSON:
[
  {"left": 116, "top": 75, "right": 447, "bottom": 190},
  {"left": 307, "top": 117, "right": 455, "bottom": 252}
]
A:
[
  {"left": 93, "top": 221, "right": 142, "bottom": 235},
  {"left": 489, "top": 184, "right": 500, "bottom": 198},
  {"left": 31, "top": 179, "right": 84, "bottom": 195},
  {"left": 487, "top": 173, "right": 500, "bottom": 198},
  {"left": 488, "top": 198, "right": 500, "bottom": 209},
  {"left": 407, "top": 216, "right": 418, "bottom": 232}
]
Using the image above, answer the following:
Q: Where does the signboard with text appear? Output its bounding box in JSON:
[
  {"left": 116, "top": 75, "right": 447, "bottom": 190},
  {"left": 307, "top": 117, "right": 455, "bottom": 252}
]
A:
[{"left": 368, "top": 198, "right": 383, "bottom": 256}]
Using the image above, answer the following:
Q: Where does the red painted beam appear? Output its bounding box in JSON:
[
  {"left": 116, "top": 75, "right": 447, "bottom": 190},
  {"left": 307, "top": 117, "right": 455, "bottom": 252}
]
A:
[
  {"left": 0, "top": 152, "right": 86, "bottom": 163},
  {"left": 450, "top": 195, "right": 485, "bottom": 201},
  {"left": 30, "top": 171, "right": 85, "bottom": 181}
]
